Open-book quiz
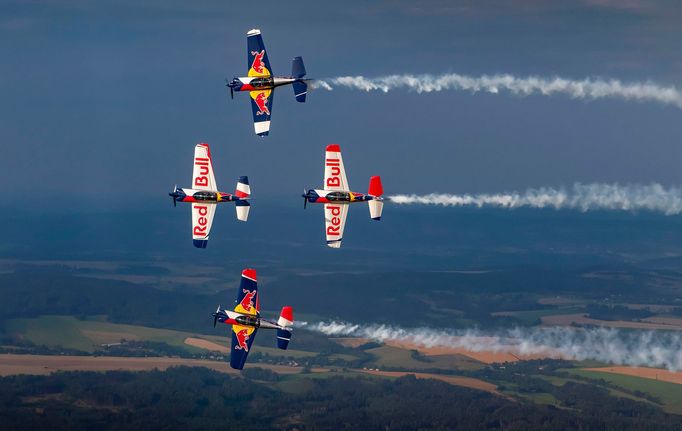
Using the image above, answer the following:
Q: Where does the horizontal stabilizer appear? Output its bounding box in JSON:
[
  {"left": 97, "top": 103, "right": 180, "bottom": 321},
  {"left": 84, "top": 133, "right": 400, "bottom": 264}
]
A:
[
  {"left": 276, "top": 328, "right": 292, "bottom": 350},
  {"left": 236, "top": 200, "right": 250, "bottom": 222},
  {"left": 292, "top": 81, "right": 307, "bottom": 103},
  {"left": 369, "top": 200, "right": 383, "bottom": 221},
  {"left": 292, "top": 56, "right": 306, "bottom": 78}
]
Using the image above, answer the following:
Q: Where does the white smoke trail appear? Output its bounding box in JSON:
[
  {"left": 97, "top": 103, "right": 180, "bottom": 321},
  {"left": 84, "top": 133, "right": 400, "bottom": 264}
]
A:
[
  {"left": 389, "top": 183, "right": 682, "bottom": 216},
  {"left": 313, "top": 73, "right": 682, "bottom": 108},
  {"left": 300, "top": 321, "right": 682, "bottom": 371}
]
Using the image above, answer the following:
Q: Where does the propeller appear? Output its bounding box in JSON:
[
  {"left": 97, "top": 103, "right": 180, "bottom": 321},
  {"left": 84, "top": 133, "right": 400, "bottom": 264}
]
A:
[
  {"left": 226, "top": 78, "right": 234, "bottom": 99},
  {"left": 213, "top": 305, "right": 221, "bottom": 328},
  {"left": 302, "top": 189, "right": 308, "bottom": 209},
  {"left": 168, "top": 184, "right": 178, "bottom": 207}
]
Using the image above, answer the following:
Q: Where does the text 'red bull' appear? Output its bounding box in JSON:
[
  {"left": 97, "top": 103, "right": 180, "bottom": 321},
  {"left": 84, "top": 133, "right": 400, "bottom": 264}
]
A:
[
  {"left": 326, "top": 157, "right": 341, "bottom": 188},
  {"left": 326, "top": 205, "right": 341, "bottom": 236},
  {"left": 193, "top": 205, "right": 208, "bottom": 236},
  {"left": 194, "top": 156, "right": 210, "bottom": 187}
]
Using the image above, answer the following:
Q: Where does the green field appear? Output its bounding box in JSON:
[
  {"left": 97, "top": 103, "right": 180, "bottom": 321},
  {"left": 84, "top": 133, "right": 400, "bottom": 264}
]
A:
[
  {"left": 365, "top": 345, "right": 484, "bottom": 371},
  {"left": 500, "top": 306, "right": 585, "bottom": 326},
  {"left": 569, "top": 369, "right": 682, "bottom": 414}
]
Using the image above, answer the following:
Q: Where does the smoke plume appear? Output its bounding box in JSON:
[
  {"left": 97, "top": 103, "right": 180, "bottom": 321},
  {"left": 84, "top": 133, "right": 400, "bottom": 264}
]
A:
[
  {"left": 389, "top": 183, "right": 682, "bottom": 215},
  {"left": 313, "top": 73, "right": 682, "bottom": 108},
  {"left": 301, "top": 321, "right": 682, "bottom": 370}
]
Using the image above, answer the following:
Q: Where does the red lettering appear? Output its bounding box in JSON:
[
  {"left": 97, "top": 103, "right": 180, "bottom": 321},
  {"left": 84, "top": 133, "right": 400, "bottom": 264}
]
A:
[
  {"left": 195, "top": 177, "right": 208, "bottom": 187},
  {"left": 331, "top": 216, "right": 340, "bottom": 225},
  {"left": 193, "top": 226, "right": 206, "bottom": 235},
  {"left": 331, "top": 166, "right": 340, "bottom": 176},
  {"left": 327, "top": 225, "right": 340, "bottom": 236},
  {"left": 197, "top": 206, "right": 208, "bottom": 216},
  {"left": 326, "top": 177, "right": 340, "bottom": 187},
  {"left": 199, "top": 166, "right": 209, "bottom": 175},
  {"left": 198, "top": 216, "right": 206, "bottom": 225},
  {"left": 326, "top": 158, "right": 339, "bottom": 166},
  {"left": 326, "top": 206, "right": 341, "bottom": 216}
]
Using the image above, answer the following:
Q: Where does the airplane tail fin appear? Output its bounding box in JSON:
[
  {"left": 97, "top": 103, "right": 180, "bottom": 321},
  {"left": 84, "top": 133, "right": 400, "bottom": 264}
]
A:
[
  {"left": 276, "top": 306, "right": 293, "bottom": 350},
  {"left": 368, "top": 176, "right": 384, "bottom": 221},
  {"left": 292, "top": 57, "right": 307, "bottom": 102},
  {"left": 235, "top": 176, "right": 251, "bottom": 222}
]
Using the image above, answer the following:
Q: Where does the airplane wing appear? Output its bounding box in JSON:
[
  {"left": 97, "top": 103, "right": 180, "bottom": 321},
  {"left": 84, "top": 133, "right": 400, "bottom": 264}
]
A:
[
  {"left": 230, "top": 326, "right": 257, "bottom": 370},
  {"left": 325, "top": 203, "right": 349, "bottom": 248},
  {"left": 192, "top": 143, "right": 216, "bottom": 191},
  {"left": 191, "top": 203, "right": 216, "bottom": 248},
  {"left": 230, "top": 268, "right": 259, "bottom": 369},
  {"left": 324, "top": 144, "right": 349, "bottom": 191},
  {"left": 247, "top": 29, "right": 272, "bottom": 77},
  {"left": 250, "top": 89, "right": 273, "bottom": 137}
]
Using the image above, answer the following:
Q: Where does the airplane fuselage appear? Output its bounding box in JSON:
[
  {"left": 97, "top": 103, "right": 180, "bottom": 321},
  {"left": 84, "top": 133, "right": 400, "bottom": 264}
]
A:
[
  {"left": 304, "top": 189, "right": 380, "bottom": 205},
  {"left": 229, "top": 76, "right": 299, "bottom": 92},
  {"left": 217, "top": 309, "right": 281, "bottom": 330},
  {"left": 170, "top": 187, "right": 242, "bottom": 204}
]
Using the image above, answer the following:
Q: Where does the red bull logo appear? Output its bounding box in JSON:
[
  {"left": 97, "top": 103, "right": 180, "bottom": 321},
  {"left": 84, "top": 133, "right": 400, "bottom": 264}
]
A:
[
  {"left": 194, "top": 156, "right": 210, "bottom": 187},
  {"left": 326, "top": 205, "right": 341, "bottom": 236},
  {"left": 240, "top": 289, "right": 257, "bottom": 312},
  {"left": 326, "top": 157, "right": 341, "bottom": 188},
  {"left": 234, "top": 328, "right": 250, "bottom": 351},
  {"left": 254, "top": 92, "right": 270, "bottom": 115},
  {"left": 250, "top": 50, "right": 266, "bottom": 74},
  {"left": 193, "top": 205, "right": 208, "bottom": 236}
]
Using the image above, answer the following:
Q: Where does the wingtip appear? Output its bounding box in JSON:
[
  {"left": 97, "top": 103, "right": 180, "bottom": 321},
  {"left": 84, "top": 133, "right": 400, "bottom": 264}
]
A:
[
  {"left": 241, "top": 268, "right": 257, "bottom": 281},
  {"left": 193, "top": 239, "right": 208, "bottom": 249},
  {"left": 326, "top": 144, "right": 341, "bottom": 152}
]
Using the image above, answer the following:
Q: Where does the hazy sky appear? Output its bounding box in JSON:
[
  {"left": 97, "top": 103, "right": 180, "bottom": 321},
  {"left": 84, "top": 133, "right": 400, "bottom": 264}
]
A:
[{"left": 2, "top": 0, "right": 682, "bottom": 209}]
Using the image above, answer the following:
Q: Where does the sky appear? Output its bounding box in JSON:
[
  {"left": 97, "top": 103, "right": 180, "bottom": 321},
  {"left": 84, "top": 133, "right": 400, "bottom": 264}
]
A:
[{"left": 1, "top": 0, "right": 682, "bottom": 210}]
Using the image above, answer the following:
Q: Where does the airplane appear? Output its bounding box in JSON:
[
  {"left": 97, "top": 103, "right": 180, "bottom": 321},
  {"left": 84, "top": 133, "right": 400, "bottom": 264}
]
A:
[
  {"left": 302, "top": 144, "right": 384, "bottom": 248},
  {"left": 226, "top": 28, "right": 308, "bottom": 137},
  {"left": 168, "top": 143, "right": 251, "bottom": 248},
  {"left": 212, "top": 268, "right": 294, "bottom": 370}
]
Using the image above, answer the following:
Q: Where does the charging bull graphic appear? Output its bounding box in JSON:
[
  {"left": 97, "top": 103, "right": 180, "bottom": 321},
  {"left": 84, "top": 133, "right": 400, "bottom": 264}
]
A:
[
  {"left": 240, "top": 289, "right": 257, "bottom": 313},
  {"left": 254, "top": 92, "right": 270, "bottom": 116},
  {"left": 250, "top": 50, "right": 267, "bottom": 75}
]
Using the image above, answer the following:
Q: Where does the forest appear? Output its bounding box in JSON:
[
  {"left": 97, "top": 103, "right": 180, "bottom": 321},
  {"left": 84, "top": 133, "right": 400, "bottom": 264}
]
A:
[{"left": 1, "top": 366, "right": 680, "bottom": 431}]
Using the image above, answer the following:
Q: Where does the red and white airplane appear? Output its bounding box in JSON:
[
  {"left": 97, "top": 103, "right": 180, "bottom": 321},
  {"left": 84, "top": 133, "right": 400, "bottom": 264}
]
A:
[
  {"left": 212, "top": 268, "right": 294, "bottom": 370},
  {"left": 169, "top": 143, "right": 251, "bottom": 248},
  {"left": 302, "top": 144, "right": 384, "bottom": 248}
]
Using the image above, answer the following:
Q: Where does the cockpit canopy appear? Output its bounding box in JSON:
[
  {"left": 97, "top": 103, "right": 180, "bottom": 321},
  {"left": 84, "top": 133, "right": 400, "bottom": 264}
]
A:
[
  {"left": 326, "top": 191, "right": 351, "bottom": 202},
  {"left": 250, "top": 77, "right": 274, "bottom": 88},
  {"left": 193, "top": 191, "right": 217, "bottom": 201},
  {"left": 235, "top": 315, "right": 259, "bottom": 327}
]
